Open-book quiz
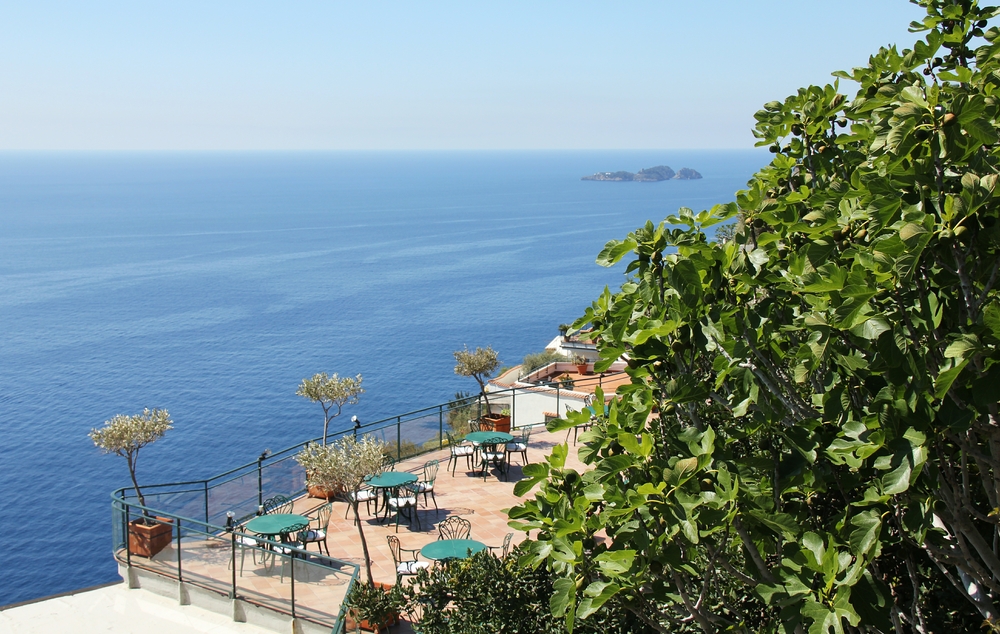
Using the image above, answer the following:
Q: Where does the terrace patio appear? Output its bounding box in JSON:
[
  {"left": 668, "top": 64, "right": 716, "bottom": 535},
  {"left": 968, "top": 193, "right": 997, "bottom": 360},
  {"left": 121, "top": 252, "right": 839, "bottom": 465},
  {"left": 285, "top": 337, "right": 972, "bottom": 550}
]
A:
[{"left": 116, "top": 423, "right": 591, "bottom": 633}]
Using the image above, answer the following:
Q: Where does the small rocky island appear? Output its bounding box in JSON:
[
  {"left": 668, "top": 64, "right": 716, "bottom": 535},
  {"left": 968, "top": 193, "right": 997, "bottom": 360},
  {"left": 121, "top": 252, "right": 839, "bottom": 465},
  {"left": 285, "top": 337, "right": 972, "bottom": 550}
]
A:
[{"left": 582, "top": 165, "right": 702, "bottom": 181}]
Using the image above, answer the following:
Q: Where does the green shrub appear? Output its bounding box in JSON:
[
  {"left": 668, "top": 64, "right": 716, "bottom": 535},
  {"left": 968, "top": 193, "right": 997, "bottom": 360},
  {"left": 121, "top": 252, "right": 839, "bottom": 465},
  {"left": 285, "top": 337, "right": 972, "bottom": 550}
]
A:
[
  {"left": 520, "top": 350, "right": 566, "bottom": 376},
  {"left": 400, "top": 547, "right": 652, "bottom": 634}
]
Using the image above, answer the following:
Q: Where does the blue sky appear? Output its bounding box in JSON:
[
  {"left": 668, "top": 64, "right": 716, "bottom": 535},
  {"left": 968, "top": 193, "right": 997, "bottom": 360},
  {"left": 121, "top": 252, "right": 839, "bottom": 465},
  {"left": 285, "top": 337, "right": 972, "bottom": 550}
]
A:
[{"left": 1, "top": 1, "right": 926, "bottom": 150}]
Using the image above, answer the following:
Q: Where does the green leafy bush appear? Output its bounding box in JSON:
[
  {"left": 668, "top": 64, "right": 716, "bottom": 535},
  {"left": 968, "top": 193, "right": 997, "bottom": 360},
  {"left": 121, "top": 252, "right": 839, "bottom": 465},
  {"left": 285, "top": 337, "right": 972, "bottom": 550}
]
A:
[
  {"left": 521, "top": 350, "right": 568, "bottom": 376},
  {"left": 400, "top": 547, "right": 651, "bottom": 634},
  {"left": 510, "top": 1, "right": 1000, "bottom": 631}
]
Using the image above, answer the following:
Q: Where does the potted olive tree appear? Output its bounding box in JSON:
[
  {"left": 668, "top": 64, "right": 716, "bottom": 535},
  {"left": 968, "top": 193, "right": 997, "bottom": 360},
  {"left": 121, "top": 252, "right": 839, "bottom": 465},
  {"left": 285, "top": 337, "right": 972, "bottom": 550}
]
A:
[
  {"left": 453, "top": 345, "right": 499, "bottom": 421},
  {"left": 297, "top": 372, "right": 364, "bottom": 498},
  {"left": 295, "top": 434, "right": 385, "bottom": 585},
  {"left": 90, "top": 408, "right": 174, "bottom": 558}
]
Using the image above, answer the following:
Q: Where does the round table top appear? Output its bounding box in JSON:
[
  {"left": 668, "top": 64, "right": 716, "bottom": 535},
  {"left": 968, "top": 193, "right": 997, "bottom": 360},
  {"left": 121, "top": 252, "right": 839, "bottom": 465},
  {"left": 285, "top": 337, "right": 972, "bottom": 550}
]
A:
[
  {"left": 244, "top": 513, "right": 309, "bottom": 536},
  {"left": 420, "top": 539, "right": 487, "bottom": 561},
  {"left": 366, "top": 471, "right": 418, "bottom": 489},
  {"left": 466, "top": 431, "right": 513, "bottom": 444}
]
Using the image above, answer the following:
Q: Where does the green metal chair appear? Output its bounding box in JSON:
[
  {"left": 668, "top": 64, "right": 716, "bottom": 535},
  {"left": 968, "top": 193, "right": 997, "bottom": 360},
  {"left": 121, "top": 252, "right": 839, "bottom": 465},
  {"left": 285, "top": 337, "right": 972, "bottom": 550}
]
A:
[
  {"left": 230, "top": 528, "right": 265, "bottom": 576},
  {"left": 275, "top": 531, "right": 304, "bottom": 583},
  {"left": 413, "top": 460, "right": 439, "bottom": 510},
  {"left": 437, "top": 515, "right": 471, "bottom": 541},
  {"left": 263, "top": 494, "right": 292, "bottom": 515},
  {"left": 505, "top": 426, "right": 531, "bottom": 466},
  {"left": 488, "top": 532, "right": 514, "bottom": 557},
  {"left": 387, "top": 535, "right": 429, "bottom": 583},
  {"left": 299, "top": 502, "right": 332, "bottom": 555},
  {"left": 385, "top": 484, "right": 420, "bottom": 532},
  {"left": 478, "top": 436, "right": 508, "bottom": 481},
  {"left": 446, "top": 431, "right": 475, "bottom": 476},
  {"left": 344, "top": 485, "right": 378, "bottom": 520}
]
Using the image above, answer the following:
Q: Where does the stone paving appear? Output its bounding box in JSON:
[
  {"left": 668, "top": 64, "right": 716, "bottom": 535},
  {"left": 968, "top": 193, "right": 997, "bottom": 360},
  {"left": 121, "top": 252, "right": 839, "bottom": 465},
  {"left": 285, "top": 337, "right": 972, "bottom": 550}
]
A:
[{"left": 117, "top": 424, "right": 589, "bottom": 632}]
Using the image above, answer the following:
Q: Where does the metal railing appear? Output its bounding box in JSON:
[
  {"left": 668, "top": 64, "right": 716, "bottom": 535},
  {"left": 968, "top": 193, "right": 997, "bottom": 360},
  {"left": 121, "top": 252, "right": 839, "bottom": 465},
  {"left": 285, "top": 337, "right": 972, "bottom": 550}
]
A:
[
  {"left": 110, "top": 374, "right": 624, "bottom": 633},
  {"left": 113, "top": 498, "right": 358, "bottom": 632}
]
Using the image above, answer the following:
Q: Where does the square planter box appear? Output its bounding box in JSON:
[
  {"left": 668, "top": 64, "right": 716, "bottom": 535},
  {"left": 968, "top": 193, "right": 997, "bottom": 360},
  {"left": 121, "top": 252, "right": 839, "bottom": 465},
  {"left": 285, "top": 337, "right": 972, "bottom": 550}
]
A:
[
  {"left": 481, "top": 415, "right": 511, "bottom": 433},
  {"left": 128, "top": 517, "right": 174, "bottom": 558}
]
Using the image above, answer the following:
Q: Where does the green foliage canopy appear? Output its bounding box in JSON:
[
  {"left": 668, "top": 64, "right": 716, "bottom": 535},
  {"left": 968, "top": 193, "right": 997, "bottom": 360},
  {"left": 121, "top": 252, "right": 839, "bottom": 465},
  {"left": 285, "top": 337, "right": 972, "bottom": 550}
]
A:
[
  {"left": 510, "top": 1, "right": 1000, "bottom": 632},
  {"left": 90, "top": 408, "right": 172, "bottom": 512},
  {"left": 454, "top": 346, "right": 500, "bottom": 412},
  {"left": 522, "top": 350, "right": 569, "bottom": 376},
  {"left": 296, "top": 372, "right": 364, "bottom": 445}
]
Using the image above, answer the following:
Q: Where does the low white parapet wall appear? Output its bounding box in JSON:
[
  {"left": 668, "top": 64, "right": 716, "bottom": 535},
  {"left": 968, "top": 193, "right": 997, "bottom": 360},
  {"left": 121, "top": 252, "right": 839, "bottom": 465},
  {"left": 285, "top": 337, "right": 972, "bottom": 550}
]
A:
[{"left": 121, "top": 563, "right": 333, "bottom": 634}]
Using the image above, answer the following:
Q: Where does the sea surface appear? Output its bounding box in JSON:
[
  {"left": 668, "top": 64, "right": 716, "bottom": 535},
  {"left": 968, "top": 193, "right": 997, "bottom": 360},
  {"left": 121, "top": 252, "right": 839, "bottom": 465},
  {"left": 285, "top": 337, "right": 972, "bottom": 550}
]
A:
[{"left": 0, "top": 150, "right": 767, "bottom": 605}]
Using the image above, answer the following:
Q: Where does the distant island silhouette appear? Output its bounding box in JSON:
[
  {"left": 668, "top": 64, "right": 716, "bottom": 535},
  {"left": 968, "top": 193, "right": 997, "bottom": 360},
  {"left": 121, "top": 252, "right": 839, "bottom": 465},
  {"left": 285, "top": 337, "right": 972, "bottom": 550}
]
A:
[{"left": 582, "top": 165, "right": 702, "bottom": 182}]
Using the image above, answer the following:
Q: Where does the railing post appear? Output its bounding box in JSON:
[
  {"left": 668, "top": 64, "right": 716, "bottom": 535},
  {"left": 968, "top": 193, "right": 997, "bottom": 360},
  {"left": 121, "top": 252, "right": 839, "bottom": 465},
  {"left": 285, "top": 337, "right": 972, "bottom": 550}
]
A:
[
  {"left": 511, "top": 388, "right": 516, "bottom": 429},
  {"left": 203, "top": 481, "right": 209, "bottom": 524},
  {"left": 124, "top": 502, "right": 132, "bottom": 568},
  {"left": 290, "top": 550, "right": 297, "bottom": 620},
  {"left": 396, "top": 417, "right": 402, "bottom": 462},
  {"left": 176, "top": 518, "right": 183, "bottom": 582},
  {"left": 556, "top": 384, "right": 561, "bottom": 418},
  {"left": 257, "top": 455, "right": 264, "bottom": 509},
  {"left": 230, "top": 531, "right": 237, "bottom": 599},
  {"left": 438, "top": 405, "right": 444, "bottom": 449}
]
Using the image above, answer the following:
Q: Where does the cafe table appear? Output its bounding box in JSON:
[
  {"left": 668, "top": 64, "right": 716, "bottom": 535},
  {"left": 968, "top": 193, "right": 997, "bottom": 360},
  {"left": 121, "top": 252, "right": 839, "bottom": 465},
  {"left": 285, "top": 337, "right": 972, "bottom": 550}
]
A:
[
  {"left": 244, "top": 513, "right": 310, "bottom": 539},
  {"left": 464, "top": 431, "right": 514, "bottom": 445},
  {"left": 421, "top": 538, "right": 487, "bottom": 561},
  {"left": 366, "top": 471, "right": 418, "bottom": 518},
  {"left": 243, "top": 513, "right": 310, "bottom": 571},
  {"left": 465, "top": 432, "right": 514, "bottom": 479}
]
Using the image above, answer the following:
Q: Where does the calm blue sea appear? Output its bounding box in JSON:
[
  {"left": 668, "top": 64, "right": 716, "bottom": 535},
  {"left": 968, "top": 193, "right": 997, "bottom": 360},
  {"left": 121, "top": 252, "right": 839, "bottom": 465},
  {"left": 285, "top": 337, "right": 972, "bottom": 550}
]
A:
[{"left": 0, "top": 150, "right": 766, "bottom": 605}]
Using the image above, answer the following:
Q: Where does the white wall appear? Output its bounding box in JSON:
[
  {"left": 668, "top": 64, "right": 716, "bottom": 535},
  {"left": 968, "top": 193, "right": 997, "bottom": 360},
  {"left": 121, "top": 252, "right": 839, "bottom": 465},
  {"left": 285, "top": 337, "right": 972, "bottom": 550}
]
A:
[{"left": 486, "top": 385, "right": 590, "bottom": 429}]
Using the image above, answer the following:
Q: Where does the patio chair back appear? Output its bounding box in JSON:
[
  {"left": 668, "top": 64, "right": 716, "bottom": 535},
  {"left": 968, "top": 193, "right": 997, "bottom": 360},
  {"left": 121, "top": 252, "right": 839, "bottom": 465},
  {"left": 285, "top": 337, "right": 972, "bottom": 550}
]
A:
[
  {"left": 501, "top": 531, "right": 513, "bottom": 557},
  {"left": 381, "top": 454, "right": 396, "bottom": 473},
  {"left": 263, "top": 494, "right": 292, "bottom": 515},
  {"left": 386, "top": 534, "right": 404, "bottom": 564},
  {"left": 314, "top": 502, "right": 333, "bottom": 528},
  {"left": 423, "top": 459, "right": 440, "bottom": 484},
  {"left": 489, "top": 532, "right": 514, "bottom": 557},
  {"left": 412, "top": 459, "right": 440, "bottom": 510},
  {"left": 468, "top": 418, "right": 481, "bottom": 433},
  {"left": 438, "top": 515, "right": 471, "bottom": 541}
]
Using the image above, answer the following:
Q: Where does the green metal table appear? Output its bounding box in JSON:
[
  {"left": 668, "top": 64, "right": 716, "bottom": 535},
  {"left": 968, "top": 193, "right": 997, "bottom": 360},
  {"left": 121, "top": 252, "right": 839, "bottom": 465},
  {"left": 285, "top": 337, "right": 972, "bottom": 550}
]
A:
[
  {"left": 366, "top": 472, "right": 419, "bottom": 525},
  {"left": 366, "top": 472, "right": 418, "bottom": 489},
  {"left": 421, "top": 539, "right": 486, "bottom": 561},
  {"left": 243, "top": 513, "right": 309, "bottom": 574},
  {"left": 465, "top": 431, "right": 513, "bottom": 444},
  {"left": 466, "top": 432, "right": 514, "bottom": 479},
  {"left": 244, "top": 513, "right": 309, "bottom": 538}
]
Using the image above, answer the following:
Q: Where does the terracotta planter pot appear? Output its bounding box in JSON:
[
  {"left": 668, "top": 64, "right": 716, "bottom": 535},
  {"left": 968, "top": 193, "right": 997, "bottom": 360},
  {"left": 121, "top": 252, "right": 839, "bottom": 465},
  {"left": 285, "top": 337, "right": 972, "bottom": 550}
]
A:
[
  {"left": 308, "top": 483, "right": 342, "bottom": 500},
  {"left": 483, "top": 415, "right": 511, "bottom": 433},
  {"left": 128, "top": 517, "right": 174, "bottom": 558},
  {"left": 576, "top": 363, "right": 589, "bottom": 375}
]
